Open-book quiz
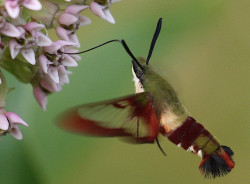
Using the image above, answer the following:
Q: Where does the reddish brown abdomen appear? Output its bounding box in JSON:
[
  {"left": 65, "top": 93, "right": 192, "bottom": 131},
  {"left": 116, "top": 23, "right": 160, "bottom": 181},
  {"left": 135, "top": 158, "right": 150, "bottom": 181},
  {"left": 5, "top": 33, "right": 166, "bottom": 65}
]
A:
[
  {"left": 161, "top": 116, "right": 235, "bottom": 178},
  {"left": 167, "top": 117, "right": 211, "bottom": 151}
]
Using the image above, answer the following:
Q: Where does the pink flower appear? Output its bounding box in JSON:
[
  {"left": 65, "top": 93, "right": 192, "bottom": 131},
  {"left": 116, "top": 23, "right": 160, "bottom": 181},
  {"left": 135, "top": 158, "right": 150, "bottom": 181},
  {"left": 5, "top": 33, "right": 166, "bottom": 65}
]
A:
[
  {"left": 40, "top": 73, "right": 63, "bottom": 92},
  {"left": 33, "top": 72, "right": 63, "bottom": 110},
  {"left": 33, "top": 85, "right": 47, "bottom": 111},
  {"left": 0, "top": 10, "right": 21, "bottom": 37},
  {"left": 89, "top": 0, "right": 120, "bottom": 24},
  {"left": 39, "top": 40, "right": 80, "bottom": 83},
  {"left": 0, "top": 109, "right": 28, "bottom": 140},
  {"left": 56, "top": 5, "right": 91, "bottom": 47},
  {"left": 9, "top": 22, "right": 52, "bottom": 65},
  {"left": 5, "top": 0, "right": 42, "bottom": 19},
  {"left": 33, "top": 40, "right": 80, "bottom": 110}
]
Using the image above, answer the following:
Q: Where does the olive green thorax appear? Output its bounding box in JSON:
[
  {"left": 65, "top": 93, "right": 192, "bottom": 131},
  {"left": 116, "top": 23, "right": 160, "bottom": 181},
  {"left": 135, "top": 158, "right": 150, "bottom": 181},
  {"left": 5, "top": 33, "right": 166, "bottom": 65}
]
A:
[{"left": 136, "top": 57, "right": 187, "bottom": 119}]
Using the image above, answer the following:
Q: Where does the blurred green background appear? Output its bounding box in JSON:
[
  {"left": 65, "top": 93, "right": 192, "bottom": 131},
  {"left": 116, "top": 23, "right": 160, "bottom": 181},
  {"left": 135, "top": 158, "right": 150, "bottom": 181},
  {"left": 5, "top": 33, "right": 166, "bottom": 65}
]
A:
[{"left": 1, "top": 0, "right": 249, "bottom": 183}]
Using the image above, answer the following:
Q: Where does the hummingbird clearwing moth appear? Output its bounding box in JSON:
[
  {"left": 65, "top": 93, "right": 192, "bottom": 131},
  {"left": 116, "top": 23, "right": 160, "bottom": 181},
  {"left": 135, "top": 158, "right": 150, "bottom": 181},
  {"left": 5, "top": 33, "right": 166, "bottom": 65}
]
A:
[{"left": 57, "top": 18, "right": 235, "bottom": 178}]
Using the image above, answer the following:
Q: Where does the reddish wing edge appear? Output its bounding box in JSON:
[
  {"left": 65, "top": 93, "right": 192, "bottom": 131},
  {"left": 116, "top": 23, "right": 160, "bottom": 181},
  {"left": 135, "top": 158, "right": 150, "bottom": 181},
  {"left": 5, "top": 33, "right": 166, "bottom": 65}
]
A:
[
  {"left": 56, "top": 92, "right": 159, "bottom": 143},
  {"left": 58, "top": 109, "right": 129, "bottom": 136}
]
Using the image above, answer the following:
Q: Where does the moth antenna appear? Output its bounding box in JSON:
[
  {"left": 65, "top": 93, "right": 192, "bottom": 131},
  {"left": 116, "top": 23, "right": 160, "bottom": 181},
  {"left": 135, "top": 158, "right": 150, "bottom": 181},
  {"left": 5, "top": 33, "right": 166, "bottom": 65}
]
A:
[
  {"left": 64, "top": 39, "right": 144, "bottom": 71},
  {"left": 156, "top": 137, "right": 167, "bottom": 156},
  {"left": 63, "top": 39, "right": 121, "bottom": 55},
  {"left": 120, "top": 40, "right": 144, "bottom": 71},
  {"left": 146, "top": 18, "right": 163, "bottom": 65}
]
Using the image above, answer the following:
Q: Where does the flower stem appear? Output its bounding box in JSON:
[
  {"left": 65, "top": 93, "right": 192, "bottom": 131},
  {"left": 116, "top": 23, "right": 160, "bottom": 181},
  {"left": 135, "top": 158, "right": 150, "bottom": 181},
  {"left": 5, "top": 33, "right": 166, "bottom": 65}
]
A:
[
  {"left": 0, "top": 69, "right": 8, "bottom": 108},
  {"left": 0, "top": 57, "right": 37, "bottom": 84}
]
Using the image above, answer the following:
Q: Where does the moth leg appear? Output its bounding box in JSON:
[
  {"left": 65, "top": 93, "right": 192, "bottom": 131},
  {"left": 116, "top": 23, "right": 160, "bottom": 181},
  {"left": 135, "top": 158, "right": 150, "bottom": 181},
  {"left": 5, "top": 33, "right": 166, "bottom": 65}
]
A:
[{"left": 155, "top": 137, "right": 167, "bottom": 156}]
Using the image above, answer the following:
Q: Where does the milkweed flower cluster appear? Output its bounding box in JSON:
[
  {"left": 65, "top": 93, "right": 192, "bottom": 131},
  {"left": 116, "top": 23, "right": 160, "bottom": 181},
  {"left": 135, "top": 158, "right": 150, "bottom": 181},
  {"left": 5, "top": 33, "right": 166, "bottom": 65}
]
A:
[{"left": 0, "top": 0, "right": 120, "bottom": 140}]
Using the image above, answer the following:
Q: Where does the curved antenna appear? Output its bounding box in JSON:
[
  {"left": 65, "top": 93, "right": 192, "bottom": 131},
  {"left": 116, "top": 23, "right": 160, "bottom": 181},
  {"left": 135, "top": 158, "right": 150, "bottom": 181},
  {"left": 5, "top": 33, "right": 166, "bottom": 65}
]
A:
[
  {"left": 64, "top": 39, "right": 144, "bottom": 71},
  {"left": 64, "top": 39, "right": 120, "bottom": 55},
  {"left": 146, "top": 18, "right": 163, "bottom": 65},
  {"left": 120, "top": 40, "right": 144, "bottom": 71}
]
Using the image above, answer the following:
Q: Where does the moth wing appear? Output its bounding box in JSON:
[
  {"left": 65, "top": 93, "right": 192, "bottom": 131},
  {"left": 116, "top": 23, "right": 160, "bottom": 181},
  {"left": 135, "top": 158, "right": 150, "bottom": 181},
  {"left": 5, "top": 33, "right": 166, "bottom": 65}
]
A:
[{"left": 57, "top": 92, "right": 159, "bottom": 143}]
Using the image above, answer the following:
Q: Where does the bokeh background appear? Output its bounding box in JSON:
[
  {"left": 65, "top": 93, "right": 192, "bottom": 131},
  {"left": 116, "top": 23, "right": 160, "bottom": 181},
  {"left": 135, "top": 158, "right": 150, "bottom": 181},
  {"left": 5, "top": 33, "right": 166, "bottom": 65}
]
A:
[{"left": 1, "top": 0, "right": 249, "bottom": 183}]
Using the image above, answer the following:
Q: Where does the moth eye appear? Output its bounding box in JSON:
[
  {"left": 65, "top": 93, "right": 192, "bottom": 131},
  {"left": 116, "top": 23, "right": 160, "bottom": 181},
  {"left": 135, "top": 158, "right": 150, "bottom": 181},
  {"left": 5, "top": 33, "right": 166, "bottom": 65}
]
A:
[{"left": 136, "top": 71, "right": 143, "bottom": 79}]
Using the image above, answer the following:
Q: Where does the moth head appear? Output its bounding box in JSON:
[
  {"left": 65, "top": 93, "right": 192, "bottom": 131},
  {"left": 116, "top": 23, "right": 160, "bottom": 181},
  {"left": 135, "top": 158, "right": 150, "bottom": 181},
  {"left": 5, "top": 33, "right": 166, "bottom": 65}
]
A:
[
  {"left": 132, "top": 18, "right": 162, "bottom": 80},
  {"left": 132, "top": 58, "right": 145, "bottom": 93},
  {"left": 132, "top": 57, "right": 146, "bottom": 80}
]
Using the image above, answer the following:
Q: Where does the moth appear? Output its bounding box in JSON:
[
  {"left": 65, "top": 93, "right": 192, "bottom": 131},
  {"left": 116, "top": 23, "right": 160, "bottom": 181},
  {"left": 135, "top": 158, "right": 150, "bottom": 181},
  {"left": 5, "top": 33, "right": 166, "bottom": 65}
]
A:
[{"left": 57, "top": 18, "right": 235, "bottom": 178}]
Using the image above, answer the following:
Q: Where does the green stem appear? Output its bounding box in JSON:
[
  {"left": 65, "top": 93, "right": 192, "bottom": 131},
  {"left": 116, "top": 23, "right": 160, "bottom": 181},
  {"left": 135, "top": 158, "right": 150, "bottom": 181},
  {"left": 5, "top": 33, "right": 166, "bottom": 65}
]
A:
[
  {"left": 0, "top": 61, "right": 36, "bottom": 84},
  {"left": 0, "top": 69, "right": 8, "bottom": 108}
]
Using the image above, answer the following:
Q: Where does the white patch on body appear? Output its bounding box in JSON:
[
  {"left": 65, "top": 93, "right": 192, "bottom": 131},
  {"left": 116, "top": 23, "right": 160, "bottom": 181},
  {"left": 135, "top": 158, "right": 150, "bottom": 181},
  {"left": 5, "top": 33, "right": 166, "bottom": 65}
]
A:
[
  {"left": 187, "top": 145, "right": 195, "bottom": 152},
  {"left": 197, "top": 150, "right": 203, "bottom": 158},
  {"left": 177, "top": 143, "right": 182, "bottom": 148},
  {"left": 160, "top": 109, "right": 183, "bottom": 133},
  {"left": 132, "top": 67, "right": 144, "bottom": 93}
]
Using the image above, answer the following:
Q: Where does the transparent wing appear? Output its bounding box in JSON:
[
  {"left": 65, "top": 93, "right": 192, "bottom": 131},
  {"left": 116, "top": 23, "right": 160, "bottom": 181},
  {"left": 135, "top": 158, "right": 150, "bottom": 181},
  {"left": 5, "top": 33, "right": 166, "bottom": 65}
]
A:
[{"left": 57, "top": 92, "right": 159, "bottom": 143}]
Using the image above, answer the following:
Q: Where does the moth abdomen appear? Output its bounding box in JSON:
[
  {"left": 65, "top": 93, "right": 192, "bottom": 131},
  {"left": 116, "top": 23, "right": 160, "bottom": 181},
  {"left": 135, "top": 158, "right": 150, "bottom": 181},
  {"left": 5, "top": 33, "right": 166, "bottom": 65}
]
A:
[{"left": 160, "top": 117, "right": 235, "bottom": 178}]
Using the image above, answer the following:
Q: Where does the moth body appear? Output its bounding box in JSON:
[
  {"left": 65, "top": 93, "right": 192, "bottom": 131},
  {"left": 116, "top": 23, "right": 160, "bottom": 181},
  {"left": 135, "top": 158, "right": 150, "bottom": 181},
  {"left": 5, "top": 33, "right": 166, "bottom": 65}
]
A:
[
  {"left": 58, "top": 18, "right": 235, "bottom": 178},
  {"left": 132, "top": 57, "right": 235, "bottom": 178}
]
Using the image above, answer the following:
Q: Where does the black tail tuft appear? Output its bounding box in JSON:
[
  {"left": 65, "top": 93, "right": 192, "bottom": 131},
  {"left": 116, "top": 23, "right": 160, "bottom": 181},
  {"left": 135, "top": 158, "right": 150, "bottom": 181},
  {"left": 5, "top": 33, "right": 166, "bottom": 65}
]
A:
[
  {"left": 199, "top": 146, "right": 235, "bottom": 178},
  {"left": 221, "top": 145, "right": 234, "bottom": 156},
  {"left": 199, "top": 154, "right": 231, "bottom": 178}
]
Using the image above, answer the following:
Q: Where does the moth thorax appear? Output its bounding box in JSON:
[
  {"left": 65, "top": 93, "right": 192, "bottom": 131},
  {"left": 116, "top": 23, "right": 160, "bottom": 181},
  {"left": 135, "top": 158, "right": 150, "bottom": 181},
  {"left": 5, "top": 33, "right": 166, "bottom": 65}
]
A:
[{"left": 132, "top": 67, "right": 144, "bottom": 93}]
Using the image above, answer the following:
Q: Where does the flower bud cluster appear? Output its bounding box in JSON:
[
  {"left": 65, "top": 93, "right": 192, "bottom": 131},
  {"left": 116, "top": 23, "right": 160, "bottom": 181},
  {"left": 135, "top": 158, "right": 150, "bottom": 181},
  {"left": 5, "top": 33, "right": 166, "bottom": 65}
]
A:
[{"left": 0, "top": 0, "right": 120, "bottom": 140}]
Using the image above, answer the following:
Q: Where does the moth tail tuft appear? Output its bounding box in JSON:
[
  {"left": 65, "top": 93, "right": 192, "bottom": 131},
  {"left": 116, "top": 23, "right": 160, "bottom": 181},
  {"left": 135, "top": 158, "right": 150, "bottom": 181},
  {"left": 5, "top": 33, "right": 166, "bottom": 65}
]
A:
[
  {"left": 199, "top": 146, "right": 235, "bottom": 178},
  {"left": 221, "top": 145, "right": 234, "bottom": 156}
]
